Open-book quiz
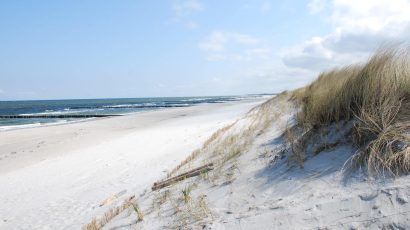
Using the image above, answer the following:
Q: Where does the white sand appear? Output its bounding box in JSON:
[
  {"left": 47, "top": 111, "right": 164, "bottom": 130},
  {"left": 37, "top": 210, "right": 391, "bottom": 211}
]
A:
[
  {"left": 0, "top": 98, "right": 266, "bottom": 230},
  {"left": 104, "top": 95, "right": 410, "bottom": 230}
]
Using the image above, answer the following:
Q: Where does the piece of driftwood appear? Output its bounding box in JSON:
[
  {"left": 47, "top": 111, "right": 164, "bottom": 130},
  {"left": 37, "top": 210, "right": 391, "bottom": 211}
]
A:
[
  {"left": 152, "top": 163, "right": 214, "bottom": 191},
  {"left": 165, "top": 163, "right": 213, "bottom": 182}
]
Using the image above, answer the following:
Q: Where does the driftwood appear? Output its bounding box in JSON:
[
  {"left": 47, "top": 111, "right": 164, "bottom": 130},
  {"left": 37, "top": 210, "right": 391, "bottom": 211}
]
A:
[{"left": 152, "top": 163, "right": 214, "bottom": 191}]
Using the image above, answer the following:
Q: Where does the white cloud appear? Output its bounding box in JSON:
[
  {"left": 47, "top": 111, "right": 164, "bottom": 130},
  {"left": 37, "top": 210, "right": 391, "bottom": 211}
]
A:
[
  {"left": 198, "top": 1, "right": 410, "bottom": 94},
  {"left": 199, "top": 31, "right": 259, "bottom": 52},
  {"left": 331, "top": 0, "right": 410, "bottom": 35},
  {"left": 199, "top": 31, "right": 269, "bottom": 61},
  {"left": 282, "top": 0, "right": 410, "bottom": 71},
  {"left": 212, "top": 61, "right": 316, "bottom": 94},
  {"left": 308, "top": 0, "right": 327, "bottom": 14},
  {"left": 173, "top": 0, "right": 202, "bottom": 16},
  {"left": 0, "top": 89, "right": 4, "bottom": 94},
  {"left": 196, "top": 30, "right": 313, "bottom": 93},
  {"left": 172, "top": 0, "right": 203, "bottom": 29}
]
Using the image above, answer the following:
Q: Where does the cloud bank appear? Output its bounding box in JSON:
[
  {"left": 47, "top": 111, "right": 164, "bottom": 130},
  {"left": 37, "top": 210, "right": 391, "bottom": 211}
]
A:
[{"left": 282, "top": 0, "right": 410, "bottom": 71}]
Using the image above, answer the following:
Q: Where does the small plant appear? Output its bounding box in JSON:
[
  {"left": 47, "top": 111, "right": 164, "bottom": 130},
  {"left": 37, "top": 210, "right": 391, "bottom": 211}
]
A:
[
  {"left": 131, "top": 202, "right": 144, "bottom": 222},
  {"left": 82, "top": 196, "right": 135, "bottom": 230},
  {"left": 152, "top": 189, "right": 170, "bottom": 211},
  {"left": 181, "top": 187, "right": 192, "bottom": 204},
  {"left": 197, "top": 195, "right": 211, "bottom": 215},
  {"left": 159, "top": 190, "right": 170, "bottom": 205},
  {"left": 199, "top": 170, "right": 209, "bottom": 181},
  {"left": 83, "top": 218, "right": 99, "bottom": 230}
]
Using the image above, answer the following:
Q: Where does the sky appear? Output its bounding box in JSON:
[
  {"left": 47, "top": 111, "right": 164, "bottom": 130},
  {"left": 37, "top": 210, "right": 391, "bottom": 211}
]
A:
[{"left": 0, "top": 0, "right": 410, "bottom": 100}]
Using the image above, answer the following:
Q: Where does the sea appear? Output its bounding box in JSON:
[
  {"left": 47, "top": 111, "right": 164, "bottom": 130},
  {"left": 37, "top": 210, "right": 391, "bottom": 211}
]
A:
[{"left": 0, "top": 96, "right": 255, "bottom": 130}]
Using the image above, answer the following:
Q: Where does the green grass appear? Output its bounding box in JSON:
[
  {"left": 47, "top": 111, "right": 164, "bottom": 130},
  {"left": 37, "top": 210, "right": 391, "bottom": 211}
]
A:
[{"left": 292, "top": 46, "right": 410, "bottom": 176}]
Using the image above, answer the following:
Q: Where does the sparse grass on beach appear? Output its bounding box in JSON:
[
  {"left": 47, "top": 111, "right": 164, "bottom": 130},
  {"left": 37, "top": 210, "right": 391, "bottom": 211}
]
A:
[
  {"left": 173, "top": 191, "right": 212, "bottom": 229},
  {"left": 131, "top": 202, "right": 144, "bottom": 222},
  {"left": 84, "top": 206, "right": 124, "bottom": 230},
  {"left": 82, "top": 196, "right": 135, "bottom": 230},
  {"left": 181, "top": 186, "right": 192, "bottom": 204},
  {"left": 167, "top": 123, "right": 236, "bottom": 178},
  {"left": 167, "top": 95, "right": 287, "bottom": 181},
  {"left": 82, "top": 95, "right": 289, "bottom": 229},
  {"left": 202, "top": 95, "right": 289, "bottom": 183},
  {"left": 291, "top": 46, "right": 410, "bottom": 176}
]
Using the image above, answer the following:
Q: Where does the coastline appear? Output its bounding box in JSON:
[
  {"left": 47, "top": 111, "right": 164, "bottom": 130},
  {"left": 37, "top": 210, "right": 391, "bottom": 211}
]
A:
[
  {"left": 0, "top": 96, "right": 268, "bottom": 229},
  {"left": 0, "top": 96, "right": 250, "bottom": 132}
]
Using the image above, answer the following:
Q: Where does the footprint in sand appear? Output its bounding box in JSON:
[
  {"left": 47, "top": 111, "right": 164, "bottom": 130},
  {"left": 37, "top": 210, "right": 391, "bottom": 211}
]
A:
[
  {"left": 396, "top": 195, "right": 408, "bottom": 204},
  {"left": 358, "top": 191, "right": 378, "bottom": 201}
]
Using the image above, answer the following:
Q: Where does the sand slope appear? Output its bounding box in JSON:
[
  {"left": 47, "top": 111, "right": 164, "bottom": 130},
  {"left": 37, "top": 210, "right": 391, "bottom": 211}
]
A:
[
  {"left": 0, "top": 98, "right": 265, "bottom": 230},
  {"left": 104, "top": 95, "right": 410, "bottom": 230}
]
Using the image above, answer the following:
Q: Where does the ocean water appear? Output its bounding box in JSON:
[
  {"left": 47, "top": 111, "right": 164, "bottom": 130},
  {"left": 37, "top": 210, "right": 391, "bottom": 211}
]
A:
[{"left": 0, "top": 96, "right": 245, "bottom": 130}]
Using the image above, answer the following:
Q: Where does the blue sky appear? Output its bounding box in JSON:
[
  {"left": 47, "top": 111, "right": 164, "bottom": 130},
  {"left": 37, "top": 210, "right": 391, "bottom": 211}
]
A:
[{"left": 1, "top": 0, "right": 409, "bottom": 100}]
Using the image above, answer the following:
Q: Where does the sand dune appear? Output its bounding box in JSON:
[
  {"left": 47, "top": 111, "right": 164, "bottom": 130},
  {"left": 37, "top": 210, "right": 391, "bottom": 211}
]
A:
[{"left": 101, "top": 94, "right": 410, "bottom": 230}]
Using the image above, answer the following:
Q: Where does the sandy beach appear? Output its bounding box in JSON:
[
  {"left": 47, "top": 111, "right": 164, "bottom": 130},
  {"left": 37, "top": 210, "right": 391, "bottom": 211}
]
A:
[
  {"left": 0, "top": 98, "right": 266, "bottom": 229},
  {"left": 99, "top": 94, "right": 410, "bottom": 230},
  {"left": 2, "top": 1, "right": 409, "bottom": 229}
]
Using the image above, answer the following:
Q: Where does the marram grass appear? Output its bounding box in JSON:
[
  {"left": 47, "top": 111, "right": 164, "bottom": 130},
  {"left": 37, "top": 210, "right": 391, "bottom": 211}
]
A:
[{"left": 293, "top": 46, "right": 410, "bottom": 176}]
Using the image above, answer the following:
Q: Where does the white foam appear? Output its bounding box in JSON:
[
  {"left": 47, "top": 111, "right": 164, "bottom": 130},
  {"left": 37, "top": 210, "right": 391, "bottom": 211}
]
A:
[
  {"left": 0, "top": 123, "right": 43, "bottom": 131},
  {"left": 0, "top": 119, "right": 89, "bottom": 131}
]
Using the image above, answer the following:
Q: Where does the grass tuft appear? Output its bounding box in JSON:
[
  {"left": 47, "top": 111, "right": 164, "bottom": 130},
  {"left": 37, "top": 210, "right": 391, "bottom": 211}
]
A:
[
  {"left": 181, "top": 186, "right": 192, "bottom": 204},
  {"left": 292, "top": 46, "right": 410, "bottom": 176},
  {"left": 82, "top": 196, "right": 135, "bottom": 230},
  {"left": 130, "top": 202, "right": 144, "bottom": 222}
]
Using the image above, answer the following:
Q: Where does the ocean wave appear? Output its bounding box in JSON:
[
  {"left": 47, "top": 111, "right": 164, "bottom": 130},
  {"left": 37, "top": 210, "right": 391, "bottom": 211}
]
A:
[
  {"left": 101, "top": 104, "right": 190, "bottom": 109},
  {"left": 0, "top": 122, "right": 43, "bottom": 131},
  {"left": 19, "top": 108, "right": 104, "bottom": 116},
  {"left": 0, "top": 118, "right": 91, "bottom": 131},
  {"left": 0, "top": 96, "right": 249, "bottom": 129},
  {"left": 180, "top": 97, "right": 214, "bottom": 102}
]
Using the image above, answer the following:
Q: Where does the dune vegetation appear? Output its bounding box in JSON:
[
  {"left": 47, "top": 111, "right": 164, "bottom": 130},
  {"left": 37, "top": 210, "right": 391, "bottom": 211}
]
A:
[{"left": 292, "top": 46, "right": 410, "bottom": 176}]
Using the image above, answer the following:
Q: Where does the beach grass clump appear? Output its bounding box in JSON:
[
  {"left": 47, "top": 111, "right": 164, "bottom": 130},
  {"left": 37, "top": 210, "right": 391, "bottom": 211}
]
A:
[
  {"left": 167, "top": 94, "right": 288, "bottom": 180},
  {"left": 83, "top": 206, "right": 122, "bottom": 230},
  {"left": 181, "top": 186, "right": 192, "bottom": 204},
  {"left": 82, "top": 196, "right": 135, "bottom": 230},
  {"left": 130, "top": 202, "right": 144, "bottom": 222},
  {"left": 293, "top": 46, "right": 410, "bottom": 175}
]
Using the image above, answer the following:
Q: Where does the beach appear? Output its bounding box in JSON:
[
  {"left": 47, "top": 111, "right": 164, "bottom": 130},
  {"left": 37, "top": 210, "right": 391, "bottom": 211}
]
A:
[
  {"left": 99, "top": 93, "right": 410, "bottom": 230},
  {"left": 0, "top": 97, "right": 266, "bottom": 229},
  {"left": 1, "top": 1, "right": 408, "bottom": 229}
]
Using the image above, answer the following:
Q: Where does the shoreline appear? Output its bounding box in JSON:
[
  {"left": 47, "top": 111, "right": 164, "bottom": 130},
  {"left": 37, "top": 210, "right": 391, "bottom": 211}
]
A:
[
  {"left": 0, "top": 98, "right": 266, "bottom": 174},
  {"left": 0, "top": 96, "right": 269, "bottom": 132},
  {"left": 0, "top": 95, "right": 264, "bottom": 132},
  {"left": 0, "top": 96, "right": 268, "bottom": 229}
]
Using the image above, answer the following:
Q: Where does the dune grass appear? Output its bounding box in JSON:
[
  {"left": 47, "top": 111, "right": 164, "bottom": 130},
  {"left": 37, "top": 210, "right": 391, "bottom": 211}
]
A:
[
  {"left": 82, "top": 196, "right": 136, "bottom": 230},
  {"left": 167, "top": 94, "right": 289, "bottom": 180},
  {"left": 292, "top": 46, "right": 410, "bottom": 176}
]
